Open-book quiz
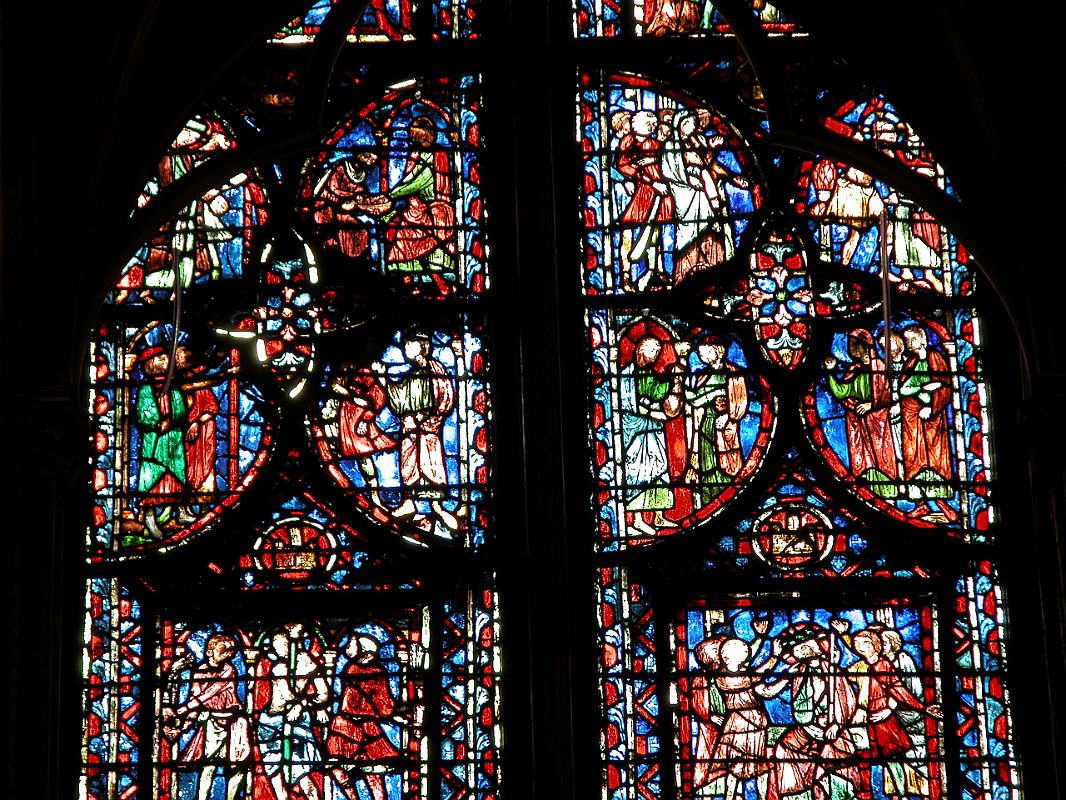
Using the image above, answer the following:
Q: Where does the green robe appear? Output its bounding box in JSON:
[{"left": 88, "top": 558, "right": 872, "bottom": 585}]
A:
[
  {"left": 685, "top": 373, "right": 731, "bottom": 503},
  {"left": 136, "top": 384, "right": 188, "bottom": 495}
]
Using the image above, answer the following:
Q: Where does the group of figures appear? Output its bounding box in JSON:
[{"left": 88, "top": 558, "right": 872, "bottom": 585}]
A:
[
  {"left": 317, "top": 327, "right": 488, "bottom": 543},
  {"left": 117, "top": 117, "right": 266, "bottom": 304},
  {"left": 601, "top": 100, "right": 760, "bottom": 292},
  {"left": 306, "top": 90, "right": 485, "bottom": 298},
  {"left": 161, "top": 622, "right": 415, "bottom": 800},
  {"left": 312, "top": 114, "right": 457, "bottom": 293},
  {"left": 611, "top": 318, "right": 768, "bottom": 538},
  {"left": 814, "top": 322, "right": 960, "bottom": 524},
  {"left": 683, "top": 614, "right": 941, "bottom": 800},
  {"left": 801, "top": 159, "right": 954, "bottom": 296}
]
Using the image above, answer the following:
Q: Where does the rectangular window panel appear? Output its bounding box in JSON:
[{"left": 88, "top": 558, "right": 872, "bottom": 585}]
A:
[
  {"left": 79, "top": 584, "right": 502, "bottom": 800},
  {"left": 954, "top": 562, "right": 1023, "bottom": 800},
  {"left": 673, "top": 600, "right": 945, "bottom": 800},
  {"left": 597, "top": 567, "right": 660, "bottom": 800},
  {"left": 81, "top": 578, "right": 143, "bottom": 800}
]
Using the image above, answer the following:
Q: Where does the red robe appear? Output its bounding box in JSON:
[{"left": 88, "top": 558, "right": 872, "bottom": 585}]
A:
[
  {"left": 854, "top": 657, "right": 926, "bottom": 759},
  {"left": 616, "top": 134, "right": 674, "bottom": 225},
  {"left": 339, "top": 372, "right": 396, "bottom": 457},
  {"left": 900, "top": 348, "right": 952, "bottom": 481},
  {"left": 832, "top": 356, "right": 898, "bottom": 480},
  {"left": 385, "top": 150, "right": 456, "bottom": 265},
  {"left": 185, "top": 379, "right": 218, "bottom": 492},
  {"left": 326, "top": 661, "right": 402, "bottom": 761},
  {"left": 316, "top": 166, "right": 372, "bottom": 257}
]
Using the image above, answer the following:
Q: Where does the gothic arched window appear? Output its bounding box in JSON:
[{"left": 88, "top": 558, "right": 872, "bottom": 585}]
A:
[{"left": 78, "top": 3, "right": 1025, "bottom": 800}]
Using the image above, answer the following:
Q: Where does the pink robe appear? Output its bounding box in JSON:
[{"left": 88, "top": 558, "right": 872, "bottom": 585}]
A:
[{"left": 178, "top": 662, "right": 251, "bottom": 763}]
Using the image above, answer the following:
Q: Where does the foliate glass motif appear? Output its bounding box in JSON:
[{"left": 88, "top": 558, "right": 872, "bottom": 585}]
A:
[
  {"left": 114, "top": 117, "right": 267, "bottom": 305},
  {"left": 708, "top": 451, "right": 938, "bottom": 580},
  {"left": 235, "top": 491, "right": 422, "bottom": 591},
  {"left": 589, "top": 310, "right": 776, "bottom": 549},
  {"left": 301, "top": 76, "right": 487, "bottom": 298},
  {"left": 88, "top": 323, "right": 272, "bottom": 558},
  {"left": 597, "top": 568, "right": 658, "bottom": 800},
  {"left": 217, "top": 231, "right": 325, "bottom": 401},
  {"left": 309, "top": 322, "right": 492, "bottom": 548},
  {"left": 702, "top": 223, "right": 873, "bottom": 369},
  {"left": 795, "top": 157, "right": 974, "bottom": 297},
  {"left": 804, "top": 310, "right": 992, "bottom": 535},
  {"left": 580, "top": 73, "right": 764, "bottom": 295}
]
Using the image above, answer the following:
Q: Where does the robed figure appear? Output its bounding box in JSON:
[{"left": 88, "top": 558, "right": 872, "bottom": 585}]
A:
[
  {"left": 899, "top": 325, "right": 952, "bottom": 484},
  {"left": 384, "top": 334, "right": 457, "bottom": 499},
  {"left": 825, "top": 329, "right": 898, "bottom": 496},
  {"left": 616, "top": 110, "right": 675, "bottom": 289},
  {"left": 618, "top": 321, "right": 690, "bottom": 535},
  {"left": 327, "top": 636, "right": 403, "bottom": 800},
  {"left": 381, "top": 116, "right": 457, "bottom": 292},
  {"left": 135, "top": 347, "right": 189, "bottom": 539}
]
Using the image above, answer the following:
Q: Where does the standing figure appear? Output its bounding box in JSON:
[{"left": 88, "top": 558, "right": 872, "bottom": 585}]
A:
[
  {"left": 882, "top": 331, "right": 906, "bottom": 467},
  {"left": 812, "top": 162, "right": 884, "bottom": 268},
  {"left": 380, "top": 116, "right": 457, "bottom": 293},
  {"left": 176, "top": 346, "right": 220, "bottom": 497},
  {"left": 382, "top": 333, "right": 457, "bottom": 523},
  {"left": 662, "top": 111, "right": 724, "bottom": 282},
  {"left": 824, "top": 329, "right": 898, "bottom": 496},
  {"left": 771, "top": 625, "right": 862, "bottom": 800},
  {"left": 254, "top": 624, "right": 330, "bottom": 800},
  {"left": 326, "top": 636, "right": 403, "bottom": 800},
  {"left": 619, "top": 335, "right": 684, "bottom": 535},
  {"left": 164, "top": 633, "right": 251, "bottom": 800},
  {"left": 685, "top": 340, "right": 748, "bottom": 504},
  {"left": 135, "top": 347, "right": 189, "bottom": 540},
  {"left": 709, "top": 638, "right": 784, "bottom": 800},
  {"left": 898, "top": 325, "right": 955, "bottom": 519},
  {"left": 616, "top": 110, "right": 675, "bottom": 290},
  {"left": 691, "top": 635, "right": 728, "bottom": 795},
  {"left": 666, "top": 108, "right": 751, "bottom": 281},
  {"left": 846, "top": 628, "right": 942, "bottom": 800},
  {"left": 881, "top": 628, "right": 934, "bottom": 798}
]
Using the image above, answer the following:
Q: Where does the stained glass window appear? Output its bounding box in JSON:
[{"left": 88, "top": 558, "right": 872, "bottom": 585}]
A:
[
  {"left": 77, "top": 3, "right": 1031, "bottom": 800},
  {"left": 575, "top": 7, "right": 1020, "bottom": 799},
  {"left": 81, "top": 10, "right": 500, "bottom": 796}
]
